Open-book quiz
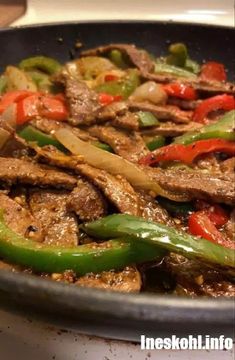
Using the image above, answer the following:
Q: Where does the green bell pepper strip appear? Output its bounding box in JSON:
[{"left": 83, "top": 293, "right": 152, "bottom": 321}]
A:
[
  {"left": 26, "top": 70, "right": 52, "bottom": 92},
  {"left": 146, "top": 136, "right": 165, "bottom": 151},
  {"left": 19, "top": 126, "right": 113, "bottom": 154},
  {"left": 92, "top": 141, "right": 113, "bottom": 153},
  {"left": 108, "top": 49, "right": 129, "bottom": 69},
  {"left": 154, "top": 63, "right": 197, "bottom": 79},
  {"left": 0, "top": 212, "right": 165, "bottom": 275},
  {"left": 166, "top": 43, "right": 188, "bottom": 68},
  {"left": 174, "top": 110, "right": 235, "bottom": 145},
  {"left": 138, "top": 111, "right": 159, "bottom": 127},
  {"left": 82, "top": 214, "right": 235, "bottom": 268},
  {"left": 18, "top": 125, "right": 67, "bottom": 152},
  {"left": 19, "top": 56, "right": 62, "bottom": 75},
  {"left": 185, "top": 58, "right": 201, "bottom": 74},
  {"left": 165, "top": 43, "right": 200, "bottom": 74},
  {"left": 95, "top": 69, "right": 140, "bottom": 99},
  {"left": 157, "top": 197, "right": 194, "bottom": 216},
  {"left": 0, "top": 75, "right": 7, "bottom": 94}
]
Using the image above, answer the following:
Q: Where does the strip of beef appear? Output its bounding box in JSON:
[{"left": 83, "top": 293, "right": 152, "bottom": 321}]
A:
[
  {"left": 65, "top": 77, "right": 101, "bottom": 125},
  {"left": 141, "top": 121, "right": 202, "bottom": 137},
  {"left": 81, "top": 43, "right": 154, "bottom": 73},
  {"left": 167, "top": 98, "right": 201, "bottom": 110},
  {"left": 76, "top": 266, "right": 142, "bottom": 293},
  {"left": 0, "top": 192, "right": 43, "bottom": 241},
  {"left": 146, "top": 167, "right": 235, "bottom": 205},
  {"left": 0, "top": 157, "right": 77, "bottom": 189},
  {"left": 29, "top": 189, "right": 79, "bottom": 247},
  {"left": 138, "top": 191, "right": 173, "bottom": 226},
  {"left": 224, "top": 209, "right": 235, "bottom": 241},
  {"left": 97, "top": 101, "right": 128, "bottom": 121},
  {"left": 34, "top": 146, "right": 173, "bottom": 223},
  {"left": 89, "top": 125, "right": 149, "bottom": 162},
  {"left": 194, "top": 154, "right": 222, "bottom": 173},
  {"left": 76, "top": 164, "right": 141, "bottom": 215},
  {"left": 164, "top": 253, "right": 235, "bottom": 298},
  {"left": 194, "top": 154, "right": 235, "bottom": 175},
  {"left": 31, "top": 118, "right": 97, "bottom": 142},
  {"left": 128, "top": 101, "right": 192, "bottom": 123},
  {"left": 220, "top": 157, "right": 235, "bottom": 174},
  {"left": 112, "top": 112, "right": 140, "bottom": 131},
  {"left": 67, "top": 178, "right": 107, "bottom": 221},
  {"left": 145, "top": 72, "right": 235, "bottom": 95}
]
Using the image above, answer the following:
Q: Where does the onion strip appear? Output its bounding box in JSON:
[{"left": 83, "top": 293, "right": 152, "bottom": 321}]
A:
[
  {"left": 55, "top": 128, "right": 189, "bottom": 202},
  {"left": 0, "top": 128, "right": 11, "bottom": 149}
]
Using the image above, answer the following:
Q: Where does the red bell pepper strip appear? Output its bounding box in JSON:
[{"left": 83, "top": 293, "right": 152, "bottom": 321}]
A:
[
  {"left": 98, "top": 93, "right": 122, "bottom": 106},
  {"left": 139, "top": 139, "right": 235, "bottom": 166},
  {"left": 163, "top": 83, "right": 197, "bottom": 100},
  {"left": 16, "top": 93, "right": 68, "bottom": 125},
  {"left": 188, "top": 211, "right": 234, "bottom": 249},
  {"left": 17, "top": 94, "right": 40, "bottom": 124},
  {"left": 38, "top": 96, "right": 68, "bottom": 120},
  {"left": 0, "top": 90, "right": 35, "bottom": 114},
  {"left": 104, "top": 74, "right": 119, "bottom": 82},
  {"left": 193, "top": 94, "right": 235, "bottom": 123},
  {"left": 200, "top": 61, "right": 227, "bottom": 82},
  {"left": 195, "top": 200, "right": 229, "bottom": 227}
]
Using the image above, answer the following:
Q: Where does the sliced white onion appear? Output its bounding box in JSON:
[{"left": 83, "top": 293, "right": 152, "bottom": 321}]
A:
[
  {"left": 1, "top": 103, "right": 17, "bottom": 129},
  {"left": 0, "top": 127, "right": 11, "bottom": 149},
  {"left": 6, "top": 66, "right": 37, "bottom": 91},
  {"left": 130, "top": 81, "right": 167, "bottom": 105},
  {"left": 55, "top": 128, "right": 188, "bottom": 201}
]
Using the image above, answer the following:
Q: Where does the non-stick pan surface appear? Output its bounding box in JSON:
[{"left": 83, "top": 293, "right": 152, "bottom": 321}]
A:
[{"left": 0, "top": 21, "right": 234, "bottom": 341}]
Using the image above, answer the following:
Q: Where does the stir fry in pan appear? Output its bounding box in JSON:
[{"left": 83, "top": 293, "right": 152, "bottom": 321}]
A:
[{"left": 0, "top": 42, "right": 234, "bottom": 297}]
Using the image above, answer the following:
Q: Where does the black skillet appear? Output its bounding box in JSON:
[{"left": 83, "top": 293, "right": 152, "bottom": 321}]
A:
[{"left": 0, "top": 21, "right": 234, "bottom": 341}]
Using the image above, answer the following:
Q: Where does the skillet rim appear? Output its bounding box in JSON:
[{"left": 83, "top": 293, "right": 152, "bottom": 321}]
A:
[
  {"left": 0, "top": 269, "right": 234, "bottom": 319},
  {"left": 0, "top": 19, "right": 235, "bottom": 32}
]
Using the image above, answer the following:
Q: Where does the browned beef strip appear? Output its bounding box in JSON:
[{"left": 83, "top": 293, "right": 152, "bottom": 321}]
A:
[
  {"left": 164, "top": 253, "right": 235, "bottom": 298},
  {"left": 193, "top": 154, "right": 222, "bottom": 173},
  {"left": 31, "top": 118, "right": 97, "bottom": 142},
  {"left": 75, "top": 266, "right": 142, "bottom": 293},
  {"left": 81, "top": 43, "right": 154, "bottom": 73},
  {"left": 97, "top": 101, "right": 128, "bottom": 121},
  {"left": 67, "top": 178, "right": 107, "bottom": 221},
  {"left": 34, "top": 146, "right": 173, "bottom": 225},
  {"left": 220, "top": 157, "right": 235, "bottom": 173},
  {"left": 0, "top": 192, "right": 43, "bottom": 241},
  {"left": 146, "top": 168, "right": 235, "bottom": 205},
  {"left": 76, "top": 163, "right": 141, "bottom": 215},
  {"left": 137, "top": 191, "right": 173, "bottom": 226},
  {"left": 0, "top": 157, "right": 77, "bottom": 189},
  {"left": 223, "top": 209, "right": 235, "bottom": 241},
  {"left": 29, "top": 189, "right": 79, "bottom": 247},
  {"left": 75, "top": 164, "right": 173, "bottom": 223},
  {"left": 34, "top": 145, "right": 84, "bottom": 170},
  {"left": 128, "top": 101, "right": 192, "bottom": 123},
  {"left": 112, "top": 112, "right": 140, "bottom": 131},
  {"left": 145, "top": 73, "right": 235, "bottom": 95},
  {"left": 141, "top": 121, "right": 202, "bottom": 137},
  {"left": 65, "top": 77, "right": 101, "bottom": 125},
  {"left": 167, "top": 98, "right": 201, "bottom": 110},
  {"left": 89, "top": 125, "right": 149, "bottom": 162}
]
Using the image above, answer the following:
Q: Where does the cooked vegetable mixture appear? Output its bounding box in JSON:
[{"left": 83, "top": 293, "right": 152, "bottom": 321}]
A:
[{"left": 0, "top": 42, "right": 234, "bottom": 297}]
